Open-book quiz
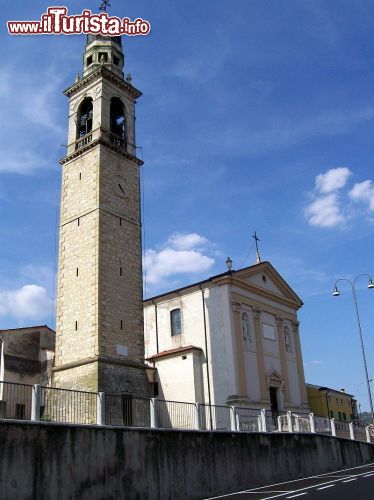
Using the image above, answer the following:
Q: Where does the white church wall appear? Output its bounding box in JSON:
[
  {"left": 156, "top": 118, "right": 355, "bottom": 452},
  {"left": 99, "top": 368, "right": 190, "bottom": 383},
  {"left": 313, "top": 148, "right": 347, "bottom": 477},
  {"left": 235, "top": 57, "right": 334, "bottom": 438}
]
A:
[
  {"left": 204, "top": 284, "right": 237, "bottom": 406},
  {"left": 154, "top": 353, "right": 198, "bottom": 403},
  {"left": 287, "top": 360, "right": 302, "bottom": 407},
  {"left": 243, "top": 351, "right": 261, "bottom": 402}
]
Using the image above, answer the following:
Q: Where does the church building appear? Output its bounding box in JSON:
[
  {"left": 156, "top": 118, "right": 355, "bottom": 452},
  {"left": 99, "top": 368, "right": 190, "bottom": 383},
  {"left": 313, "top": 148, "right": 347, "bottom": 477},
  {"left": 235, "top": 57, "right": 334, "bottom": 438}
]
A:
[{"left": 144, "top": 260, "right": 310, "bottom": 414}]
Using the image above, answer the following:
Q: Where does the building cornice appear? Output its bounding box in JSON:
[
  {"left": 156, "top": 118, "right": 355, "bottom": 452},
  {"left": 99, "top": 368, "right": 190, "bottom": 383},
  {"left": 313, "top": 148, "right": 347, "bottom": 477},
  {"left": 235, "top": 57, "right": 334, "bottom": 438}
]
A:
[
  {"left": 52, "top": 355, "right": 148, "bottom": 373},
  {"left": 64, "top": 66, "right": 142, "bottom": 99},
  {"left": 59, "top": 137, "right": 144, "bottom": 166}
]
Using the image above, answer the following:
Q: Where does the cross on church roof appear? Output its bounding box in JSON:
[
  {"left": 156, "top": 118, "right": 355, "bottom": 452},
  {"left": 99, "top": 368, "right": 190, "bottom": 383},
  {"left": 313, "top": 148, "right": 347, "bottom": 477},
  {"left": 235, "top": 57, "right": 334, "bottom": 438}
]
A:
[
  {"left": 252, "top": 231, "right": 261, "bottom": 264},
  {"left": 99, "top": 0, "right": 111, "bottom": 12}
]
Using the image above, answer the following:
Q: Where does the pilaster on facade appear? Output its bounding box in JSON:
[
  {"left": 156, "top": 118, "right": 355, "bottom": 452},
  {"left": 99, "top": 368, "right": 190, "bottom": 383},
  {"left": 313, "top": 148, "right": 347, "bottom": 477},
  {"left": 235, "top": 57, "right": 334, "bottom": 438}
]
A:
[{"left": 275, "top": 316, "right": 291, "bottom": 404}]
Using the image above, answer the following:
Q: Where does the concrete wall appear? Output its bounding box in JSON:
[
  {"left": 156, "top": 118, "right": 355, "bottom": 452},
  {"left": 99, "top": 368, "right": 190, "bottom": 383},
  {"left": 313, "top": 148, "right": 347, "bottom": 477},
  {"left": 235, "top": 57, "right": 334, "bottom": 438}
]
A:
[{"left": 0, "top": 421, "right": 373, "bottom": 500}]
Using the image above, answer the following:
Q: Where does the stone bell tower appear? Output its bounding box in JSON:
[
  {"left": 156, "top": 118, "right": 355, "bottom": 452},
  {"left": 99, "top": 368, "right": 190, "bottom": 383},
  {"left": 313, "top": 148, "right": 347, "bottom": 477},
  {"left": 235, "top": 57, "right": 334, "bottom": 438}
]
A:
[{"left": 52, "top": 35, "right": 150, "bottom": 396}]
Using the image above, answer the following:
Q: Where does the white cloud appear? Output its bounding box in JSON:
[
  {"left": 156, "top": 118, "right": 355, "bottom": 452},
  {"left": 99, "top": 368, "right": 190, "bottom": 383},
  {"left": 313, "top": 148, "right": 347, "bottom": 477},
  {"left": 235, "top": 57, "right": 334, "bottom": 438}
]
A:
[
  {"left": 315, "top": 167, "right": 351, "bottom": 193},
  {"left": 167, "top": 233, "right": 208, "bottom": 251},
  {"left": 0, "top": 285, "right": 52, "bottom": 320},
  {"left": 144, "top": 232, "right": 215, "bottom": 288},
  {"left": 349, "top": 180, "right": 374, "bottom": 211},
  {"left": 305, "top": 168, "right": 352, "bottom": 228},
  {"left": 305, "top": 193, "right": 346, "bottom": 227}
]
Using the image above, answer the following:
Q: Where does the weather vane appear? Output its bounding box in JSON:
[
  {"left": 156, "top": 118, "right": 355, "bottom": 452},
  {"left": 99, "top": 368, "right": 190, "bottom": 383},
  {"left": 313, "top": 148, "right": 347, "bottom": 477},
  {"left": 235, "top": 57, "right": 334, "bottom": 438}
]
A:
[{"left": 99, "top": 0, "right": 111, "bottom": 12}]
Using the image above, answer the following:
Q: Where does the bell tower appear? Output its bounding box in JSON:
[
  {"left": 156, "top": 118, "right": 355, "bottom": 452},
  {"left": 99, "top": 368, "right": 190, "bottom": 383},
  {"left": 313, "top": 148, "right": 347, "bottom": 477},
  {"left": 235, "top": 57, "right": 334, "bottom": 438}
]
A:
[{"left": 52, "top": 35, "right": 150, "bottom": 396}]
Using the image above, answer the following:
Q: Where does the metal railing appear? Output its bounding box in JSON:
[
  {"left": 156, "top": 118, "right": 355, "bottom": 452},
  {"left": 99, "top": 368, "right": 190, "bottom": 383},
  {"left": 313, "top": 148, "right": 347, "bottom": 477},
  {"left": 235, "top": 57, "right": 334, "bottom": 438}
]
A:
[
  {"left": 156, "top": 400, "right": 197, "bottom": 430},
  {"left": 105, "top": 394, "right": 150, "bottom": 427},
  {"left": 0, "top": 381, "right": 33, "bottom": 420},
  {"left": 39, "top": 386, "right": 98, "bottom": 424},
  {"left": 0, "top": 381, "right": 373, "bottom": 444}
]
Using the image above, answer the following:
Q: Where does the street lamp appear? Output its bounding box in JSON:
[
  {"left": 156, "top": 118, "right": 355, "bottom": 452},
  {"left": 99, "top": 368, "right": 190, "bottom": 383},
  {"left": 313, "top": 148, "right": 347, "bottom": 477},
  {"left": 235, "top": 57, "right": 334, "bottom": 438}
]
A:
[{"left": 332, "top": 274, "right": 374, "bottom": 424}]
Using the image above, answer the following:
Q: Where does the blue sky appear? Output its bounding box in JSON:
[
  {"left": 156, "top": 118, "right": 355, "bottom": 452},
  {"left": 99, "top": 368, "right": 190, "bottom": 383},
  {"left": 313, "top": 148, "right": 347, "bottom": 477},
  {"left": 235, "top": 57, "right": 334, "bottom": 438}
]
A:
[{"left": 1, "top": 1, "right": 374, "bottom": 410}]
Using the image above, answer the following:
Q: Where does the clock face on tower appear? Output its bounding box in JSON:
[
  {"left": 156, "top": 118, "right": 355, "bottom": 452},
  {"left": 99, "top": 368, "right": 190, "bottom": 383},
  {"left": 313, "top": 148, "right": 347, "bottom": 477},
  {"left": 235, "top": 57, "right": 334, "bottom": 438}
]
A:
[{"left": 113, "top": 175, "right": 127, "bottom": 199}]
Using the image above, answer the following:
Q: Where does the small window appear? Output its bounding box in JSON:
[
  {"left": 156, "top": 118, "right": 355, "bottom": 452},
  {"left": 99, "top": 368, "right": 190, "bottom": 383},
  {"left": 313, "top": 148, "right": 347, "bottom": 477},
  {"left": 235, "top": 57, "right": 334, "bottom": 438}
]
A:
[
  {"left": 15, "top": 404, "right": 25, "bottom": 420},
  {"left": 120, "top": 267, "right": 123, "bottom": 276},
  {"left": 113, "top": 55, "right": 120, "bottom": 66},
  {"left": 182, "top": 355, "right": 187, "bottom": 360},
  {"left": 170, "top": 308, "right": 182, "bottom": 336},
  {"left": 79, "top": 172, "right": 82, "bottom": 180},
  {"left": 76, "top": 268, "right": 79, "bottom": 277},
  {"left": 338, "top": 411, "right": 342, "bottom": 421},
  {"left": 263, "top": 323, "right": 276, "bottom": 341},
  {"left": 120, "top": 320, "right": 123, "bottom": 330},
  {"left": 86, "top": 55, "right": 93, "bottom": 66},
  {"left": 343, "top": 413, "right": 346, "bottom": 421},
  {"left": 75, "top": 321, "right": 78, "bottom": 331},
  {"left": 329, "top": 410, "right": 334, "bottom": 418}
]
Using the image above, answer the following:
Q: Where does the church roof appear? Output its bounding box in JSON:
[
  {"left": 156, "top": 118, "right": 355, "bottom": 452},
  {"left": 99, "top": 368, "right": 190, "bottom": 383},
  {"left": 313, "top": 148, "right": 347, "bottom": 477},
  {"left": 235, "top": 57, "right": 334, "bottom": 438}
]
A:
[{"left": 144, "top": 260, "right": 303, "bottom": 307}]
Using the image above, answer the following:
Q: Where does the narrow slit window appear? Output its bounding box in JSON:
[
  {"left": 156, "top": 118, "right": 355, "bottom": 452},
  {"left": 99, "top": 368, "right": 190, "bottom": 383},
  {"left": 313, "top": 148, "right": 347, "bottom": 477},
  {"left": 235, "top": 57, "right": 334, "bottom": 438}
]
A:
[
  {"left": 79, "top": 172, "right": 82, "bottom": 180},
  {"left": 120, "top": 267, "right": 123, "bottom": 276},
  {"left": 86, "top": 55, "right": 93, "bottom": 66},
  {"left": 119, "top": 218, "right": 122, "bottom": 226},
  {"left": 76, "top": 268, "right": 79, "bottom": 277},
  {"left": 120, "top": 320, "right": 123, "bottom": 330},
  {"left": 75, "top": 321, "right": 78, "bottom": 331},
  {"left": 77, "top": 218, "right": 80, "bottom": 226}
]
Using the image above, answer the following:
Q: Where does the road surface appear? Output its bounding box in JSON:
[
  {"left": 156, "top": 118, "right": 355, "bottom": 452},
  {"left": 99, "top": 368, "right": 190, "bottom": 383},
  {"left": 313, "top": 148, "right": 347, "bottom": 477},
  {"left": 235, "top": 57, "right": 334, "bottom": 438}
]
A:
[{"left": 206, "top": 462, "right": 374, "bottom": 499}]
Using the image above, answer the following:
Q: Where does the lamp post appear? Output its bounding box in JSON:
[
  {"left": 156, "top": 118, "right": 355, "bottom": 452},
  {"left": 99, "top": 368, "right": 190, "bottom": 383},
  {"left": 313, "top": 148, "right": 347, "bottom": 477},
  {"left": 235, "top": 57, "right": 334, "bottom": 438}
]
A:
[{"left": 332, "top": 274, "right": 374, "bottom": 424}]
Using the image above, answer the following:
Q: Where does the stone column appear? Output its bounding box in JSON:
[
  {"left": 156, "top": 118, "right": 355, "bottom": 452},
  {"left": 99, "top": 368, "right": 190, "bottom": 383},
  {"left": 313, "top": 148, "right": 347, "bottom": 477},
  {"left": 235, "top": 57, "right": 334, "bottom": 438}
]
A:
[
  {"left": 231, "top": 298, "right": 247, "bottom": 398},
  {"left": 253, "top": 309, "right": 268, "bottom": 402},
  {"left": 276, "top": 316, "right": 291, "bottom": 405},
  {"left": 292, "top": 321, "right": 308, "bottom": 406}
]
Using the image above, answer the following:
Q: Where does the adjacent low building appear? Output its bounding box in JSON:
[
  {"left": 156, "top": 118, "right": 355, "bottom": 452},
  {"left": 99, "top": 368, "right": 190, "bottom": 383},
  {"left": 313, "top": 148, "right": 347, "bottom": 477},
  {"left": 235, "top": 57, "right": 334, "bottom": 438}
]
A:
[
  {"left": 0, "top": 326, "right": 55, "bottom": 419},
  {"left": 144, "top": 261, "right": 310, "bottom": 415},
  {"left": 306, "top": 384, "right": 358, "bottom": 422}
]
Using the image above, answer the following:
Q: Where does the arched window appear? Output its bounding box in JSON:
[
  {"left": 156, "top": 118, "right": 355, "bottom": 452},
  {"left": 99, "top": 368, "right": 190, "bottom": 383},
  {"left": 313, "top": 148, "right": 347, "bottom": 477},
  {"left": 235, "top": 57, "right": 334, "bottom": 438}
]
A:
[
  {"left": 110, "top": 97, "right": 127, "bottom": 150},
  {"left": 77, "top": 97, "right": 93, "bottom": 138},
  {"left": 170, "top": 308, "right": 182, "bottom": 336}
]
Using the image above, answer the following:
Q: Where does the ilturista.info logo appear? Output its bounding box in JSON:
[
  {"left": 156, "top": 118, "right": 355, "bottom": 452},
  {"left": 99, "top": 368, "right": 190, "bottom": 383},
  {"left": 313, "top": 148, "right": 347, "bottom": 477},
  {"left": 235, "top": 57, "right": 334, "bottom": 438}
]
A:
[{"left": 7, "top": 7, "right": 151, "bottom": 36}]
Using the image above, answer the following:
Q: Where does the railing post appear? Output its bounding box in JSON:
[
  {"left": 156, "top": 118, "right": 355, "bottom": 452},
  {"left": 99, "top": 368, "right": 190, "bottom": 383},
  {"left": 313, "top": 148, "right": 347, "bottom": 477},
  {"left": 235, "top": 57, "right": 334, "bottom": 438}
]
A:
[
  {"left": 260, "top": 409, "right": 268, "bottom": 432},
  {"left": 349, "top": 422, "right": 355, "bottom": 440},
  {"left": 294, "top": 415, "right": 300, "bottom": 432},
  {"left": 230, "top": 406, "right": 237, "bottom": 432},
  {"left": 236, "top": 413, "right": 240, "bottom": 431},
  {"left": 366, "top": 426, "right": 371, "bottom": 443},
  {"left": 194, "top": 403, "right": 201, "bottom": 430},
  {"left": 309, "top": 413, "right": 316, "bottom": 433},
  {"left": 277, "top": 415, "right": 282, "bottom": 432},
  {"left": 287, "top": 411, "right": 293, "bottom": 433},
  {"left": 96, "top": 392, "right": 105, "bottom": 425},
  {"left": 31, "top": 384, "right": 41, "bottom": 421},
  {"left": 150, "top": 398, "right": 157, "bottom": 429},
  {"left": 330, "top": 418, "right": 336, "bottom": 437}
]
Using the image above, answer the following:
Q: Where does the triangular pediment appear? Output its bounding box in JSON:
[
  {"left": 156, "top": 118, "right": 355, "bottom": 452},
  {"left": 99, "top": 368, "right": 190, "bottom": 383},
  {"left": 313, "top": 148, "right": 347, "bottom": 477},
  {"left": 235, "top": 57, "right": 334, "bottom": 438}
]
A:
[{"left": 231, "top": 261, "right": 303, "bottom": 307}]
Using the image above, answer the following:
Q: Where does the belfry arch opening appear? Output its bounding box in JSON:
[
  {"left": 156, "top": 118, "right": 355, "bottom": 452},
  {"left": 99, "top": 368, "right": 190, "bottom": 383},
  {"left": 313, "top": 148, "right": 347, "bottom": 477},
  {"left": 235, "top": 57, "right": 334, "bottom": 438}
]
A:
[
  {"left": 110, "top": 97, "right": 127, "bottom": 150},
  {"left": 77, "top": 97, "right": 93, "bottom": 138}
]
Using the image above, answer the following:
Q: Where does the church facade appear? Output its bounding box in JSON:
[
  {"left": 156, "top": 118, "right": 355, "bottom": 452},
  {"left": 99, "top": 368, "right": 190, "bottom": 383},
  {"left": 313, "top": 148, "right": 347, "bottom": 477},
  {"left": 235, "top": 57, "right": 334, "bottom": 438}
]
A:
[{"left": 144, "top": 261, "right": 309, "bottom": 414}]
